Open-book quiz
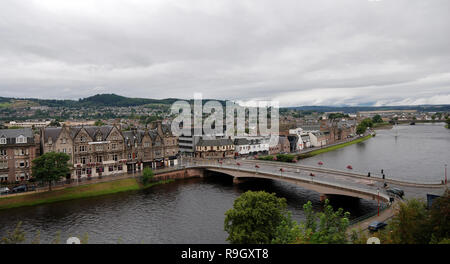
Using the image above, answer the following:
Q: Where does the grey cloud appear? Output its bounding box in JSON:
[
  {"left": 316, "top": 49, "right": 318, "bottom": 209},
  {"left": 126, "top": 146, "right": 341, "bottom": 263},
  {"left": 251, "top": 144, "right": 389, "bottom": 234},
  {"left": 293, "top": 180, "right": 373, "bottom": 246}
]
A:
[{"left": 0, "top": 0, "right": 449, "bottom": 106}]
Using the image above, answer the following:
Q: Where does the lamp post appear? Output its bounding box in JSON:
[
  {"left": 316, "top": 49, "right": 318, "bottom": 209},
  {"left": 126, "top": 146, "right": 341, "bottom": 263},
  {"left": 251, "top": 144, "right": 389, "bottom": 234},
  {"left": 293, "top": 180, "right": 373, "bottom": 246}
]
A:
[
  {"left": 377, "top": 188, "right": 380, "bottom": 216},
  {"left": 445, "top": 164, "right": 447, "bottom": 185}
]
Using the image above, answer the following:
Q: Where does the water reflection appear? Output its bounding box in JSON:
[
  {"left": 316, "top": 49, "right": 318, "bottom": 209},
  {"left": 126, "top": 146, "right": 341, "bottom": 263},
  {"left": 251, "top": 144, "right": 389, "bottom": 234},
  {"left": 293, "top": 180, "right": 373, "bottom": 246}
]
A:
[{"left": 0, "top": 176, "right": 377, "bottom": 244}]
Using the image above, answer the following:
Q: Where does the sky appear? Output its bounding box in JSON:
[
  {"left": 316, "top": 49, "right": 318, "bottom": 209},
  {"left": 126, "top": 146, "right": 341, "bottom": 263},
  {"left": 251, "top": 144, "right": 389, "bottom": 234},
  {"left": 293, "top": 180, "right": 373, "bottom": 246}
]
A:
[{"left": 0, "top": 0, "right": 449, "bottom": 107}]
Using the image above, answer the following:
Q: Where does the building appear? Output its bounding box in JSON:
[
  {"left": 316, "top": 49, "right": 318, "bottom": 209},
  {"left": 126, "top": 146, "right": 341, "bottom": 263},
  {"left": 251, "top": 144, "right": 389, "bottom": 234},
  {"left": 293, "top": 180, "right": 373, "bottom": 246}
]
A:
[
  {"left": 41, "top": 122, "right": 178, "bottom": 180},
  {"left": 269, "top": 136, "right": 291, "bottom": 154},
  {"left": 5, "top": 121, "right": 51, "bottom": 128},
  {"left": 234, "top": 138, "right": 250, "bottom": 156},
  {"left": 0, "top": 128, "right": 40, "bottom": 183},
  {"left": 195, "top": 138, "right": 235, "bottom": 159},
  {"left": 309, "top": 131, "right": 327, "bottom": 147}
]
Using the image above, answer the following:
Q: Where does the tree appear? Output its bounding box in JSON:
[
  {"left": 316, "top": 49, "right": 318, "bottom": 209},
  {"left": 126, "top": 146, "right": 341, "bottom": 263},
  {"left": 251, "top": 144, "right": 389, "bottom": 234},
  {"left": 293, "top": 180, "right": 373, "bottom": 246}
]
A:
[
  {"left": 428, "top": 190, "right": 450, "bottom": 243},
  {"left": 142, "top": 167, "right": 154, "bottom": 185},
  {"left": 49, "top": 120, "right": 61, "bottom": 127},
  {"left": 224, "top": 191, "right": 293, "bottom": 244},
  {"left": 360, "top": 118, "right": 373, "bottom": 128},
  {"left": 387, "top": 199, "right": 430, "bottom": 244},
  {"left": 356, "top": 123, "right": 366, "bottom": 135},
  {"left": 372, "top": 114, "right": 383, "bottom": 123},
  {"left": 32, "top": 152, "right": 71, "bottom": 191},
  {"left": 1, "top": 222, "right": 25, "bottom": 244},
  {"left": 297, "top": 200, "right": 350, "bottom": 244},
  {"left": 94, "top": 120, "right": 105, "bottom": 126}
]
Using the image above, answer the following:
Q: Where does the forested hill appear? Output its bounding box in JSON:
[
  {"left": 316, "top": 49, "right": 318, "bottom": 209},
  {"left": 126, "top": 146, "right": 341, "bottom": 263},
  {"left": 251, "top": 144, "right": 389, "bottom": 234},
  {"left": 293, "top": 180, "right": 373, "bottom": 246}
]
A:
[
  {"left": 0, "top": 94, "right": 181, "bottom": 108},
  {"left": 0, "top": 93, "right": 448, "bottom": 112}
]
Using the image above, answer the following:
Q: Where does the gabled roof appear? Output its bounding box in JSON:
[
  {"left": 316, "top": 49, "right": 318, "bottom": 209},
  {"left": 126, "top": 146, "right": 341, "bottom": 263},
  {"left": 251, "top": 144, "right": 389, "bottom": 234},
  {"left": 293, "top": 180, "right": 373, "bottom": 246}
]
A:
[
  {"left": 0, "top": 128, "right": 34, "bottom": 144},
  {"left": 197, "top": 138, "right": 233, "bottom": 147}
]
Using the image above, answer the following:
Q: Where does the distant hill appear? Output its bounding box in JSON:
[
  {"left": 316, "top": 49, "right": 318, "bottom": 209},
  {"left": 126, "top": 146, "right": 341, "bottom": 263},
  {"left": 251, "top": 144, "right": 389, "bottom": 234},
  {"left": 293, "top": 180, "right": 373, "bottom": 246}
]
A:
[
  {"left": 0, "top": 94, "right": 224, "bottom": 108},
  {"left": 77, "top": 94, "right": 180, "bottom": 107},
  {"left": 286, "top": 105, "right": 450, "bottom": 113},
  {"left": 0, "top": 94, "right": 448, "bottom": 111}
]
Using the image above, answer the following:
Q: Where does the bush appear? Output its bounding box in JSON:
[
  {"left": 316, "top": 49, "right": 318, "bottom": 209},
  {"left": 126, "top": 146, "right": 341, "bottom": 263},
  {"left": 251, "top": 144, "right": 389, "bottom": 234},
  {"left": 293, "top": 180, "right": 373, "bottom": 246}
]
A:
[{"left": 142, "top": 168, "right": 154, "bottom": 185}]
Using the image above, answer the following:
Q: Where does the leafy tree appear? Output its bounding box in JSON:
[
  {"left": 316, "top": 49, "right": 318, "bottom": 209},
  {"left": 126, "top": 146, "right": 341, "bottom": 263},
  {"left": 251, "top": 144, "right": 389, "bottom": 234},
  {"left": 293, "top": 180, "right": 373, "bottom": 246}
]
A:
[
  {"left": 372, "top": 114, "right": 383, "bottom": 123},
  {"left": 386, "top": 199, "right": 430, "bottom": 244},
  {"left": 297, "top": 200, "right": 350, "bottom": 244},
  {"left": 1, "top": 222, "right": 25, "bottom": 244},
  {"left": 356, "top": 123, "right": 366, "bottom": 135},
  {"left": 49, "top": 120, "right": 61, "bottom": 127},
  {"left": 428, "top": 190, "right": 450, "bottom": 243},
  {"left": 32, "top": 152, "right": 71, "bottom": 191},
  {"left": 272, "top": 211, "right": 301, "bottom": 244},
  {"left": 360, "top": 118, "right": 373, "bottom": 128},
  {"left": 142, "top": 167, "right": 154, "bottom": 185},
  {"left": 224, "top": 191, "right": 292, "bottom": 244},
  {"left": 94, "top": 120, "right": 105, "bottom": 126}
]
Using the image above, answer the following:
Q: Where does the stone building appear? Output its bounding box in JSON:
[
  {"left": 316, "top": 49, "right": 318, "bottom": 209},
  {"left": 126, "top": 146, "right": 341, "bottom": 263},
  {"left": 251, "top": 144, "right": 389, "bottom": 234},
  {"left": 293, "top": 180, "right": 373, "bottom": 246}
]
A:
[
  {"left": 40, "top": 122, "right": 179, "bottom": 180},
  {"left": 0, "top": 128, "right": 40, "bottom": 183},
  {"left": 195, "top": 138, "right": 235, "bottom": 159}
]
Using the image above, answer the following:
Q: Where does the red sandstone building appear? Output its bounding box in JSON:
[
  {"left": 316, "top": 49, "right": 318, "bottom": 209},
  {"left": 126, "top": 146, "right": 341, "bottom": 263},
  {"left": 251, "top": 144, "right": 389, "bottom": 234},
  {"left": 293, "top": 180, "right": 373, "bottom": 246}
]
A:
[{"left": 0, "top": 128, "right": 40, "bottom": 183}]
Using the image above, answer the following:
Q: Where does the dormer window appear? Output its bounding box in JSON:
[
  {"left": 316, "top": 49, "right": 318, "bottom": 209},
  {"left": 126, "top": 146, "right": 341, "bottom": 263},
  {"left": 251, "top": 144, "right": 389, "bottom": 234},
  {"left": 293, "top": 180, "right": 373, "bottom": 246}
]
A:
[
  {"left": 0, "top": 137, "right": 6, "bottom": 144},
  {"left": 16, "top": 135, "right": 27, "bottom": 144},
  {"left": 96, "top": 135, "right": 102, "bottom": 141}
]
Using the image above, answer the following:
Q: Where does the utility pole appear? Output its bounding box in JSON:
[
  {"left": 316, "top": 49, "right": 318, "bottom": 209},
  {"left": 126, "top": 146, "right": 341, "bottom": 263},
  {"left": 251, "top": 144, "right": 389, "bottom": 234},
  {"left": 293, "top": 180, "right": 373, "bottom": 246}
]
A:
[
  {"left": 377, "top": 188, "right": 380, "bottom": 216},
  {"left": 445, "top": 164, "right": 447, "bottom": 185}
]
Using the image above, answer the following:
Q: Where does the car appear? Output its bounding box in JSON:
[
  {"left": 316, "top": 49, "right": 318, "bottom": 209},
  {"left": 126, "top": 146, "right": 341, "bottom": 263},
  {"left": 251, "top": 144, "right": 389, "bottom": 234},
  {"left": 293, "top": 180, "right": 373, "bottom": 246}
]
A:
[
  {"left": 0, "top": 187, "right": 10, "bottom": 195},
  {"left": 12, "top": 185, "right": 27, "bottom": 193},
  {"left": 368, "top": 221, "right": 387, "bottom": 232},
  {"left": 386, "top": 187, "right": 404, "bottom": 198}
]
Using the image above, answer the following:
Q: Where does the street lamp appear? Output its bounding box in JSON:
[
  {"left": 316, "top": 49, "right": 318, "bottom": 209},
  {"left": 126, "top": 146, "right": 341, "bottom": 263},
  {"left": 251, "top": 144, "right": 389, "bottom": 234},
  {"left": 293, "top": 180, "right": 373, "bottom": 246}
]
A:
[
  {"left": 445, "top": 164, "right": 447, "bottom": 185},
  {"left": 377, "top": 188, "right": 380, "bottom": 216}
]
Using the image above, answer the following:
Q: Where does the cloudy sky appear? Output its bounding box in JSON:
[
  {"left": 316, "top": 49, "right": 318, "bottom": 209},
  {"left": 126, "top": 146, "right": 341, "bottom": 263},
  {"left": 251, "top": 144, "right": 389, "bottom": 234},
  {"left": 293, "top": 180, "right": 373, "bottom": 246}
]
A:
[{"left": 1, "top": 0, "right": 449, "bottom": 106}]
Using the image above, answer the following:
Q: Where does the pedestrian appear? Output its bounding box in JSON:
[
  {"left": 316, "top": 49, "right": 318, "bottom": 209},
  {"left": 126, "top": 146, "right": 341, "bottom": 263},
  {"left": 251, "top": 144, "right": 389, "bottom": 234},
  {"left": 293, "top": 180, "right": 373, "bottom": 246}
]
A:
[
  {"left": 368, "top": 172, "right": 371, "bottom": 177},
  {"left": 381, "top": 169, "right": 384, "bottom": 174},
  {"left": 382, "top": 174, "right": 385, "bottom": 180}
]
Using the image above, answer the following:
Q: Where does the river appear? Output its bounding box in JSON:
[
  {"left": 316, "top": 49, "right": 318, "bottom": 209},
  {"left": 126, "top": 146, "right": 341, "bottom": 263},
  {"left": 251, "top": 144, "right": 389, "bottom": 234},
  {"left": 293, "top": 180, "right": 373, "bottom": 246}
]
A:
[{"left": 298, "top": 123, "right": 449, "bottom": 183}]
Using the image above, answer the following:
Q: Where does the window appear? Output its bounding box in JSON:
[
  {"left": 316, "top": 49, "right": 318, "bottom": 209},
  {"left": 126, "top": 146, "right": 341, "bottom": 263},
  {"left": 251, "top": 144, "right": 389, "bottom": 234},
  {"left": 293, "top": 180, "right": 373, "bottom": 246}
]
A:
[
  {"left": 95, "top": 145, "right": 103, "bottom": 151},
  {"left": 96, "top": 135, "right": 102, "bottom": 141},
  {"left": 96, "top": 156, "right": 103, "bottom": 163},
  {"left": 0, "top": 149, "right": 6, "bottom": 156},
  {"left": 0, "top": 161, "right": 8, "bottom": 169},
  {"left": 79, "top": 145, "right": 86, "bottom": 152},
  {"left": 112, "top": 154, "right": 118, "bottom": 161},
  {"left": 0, "top": 174, "right": 8, "bottom": 182},
  {"left": 16, "top": 135, "right": 27, "bottom": 144},
  {"left": 81, "top": 157, "right": 86, "bottom": 164},
  {"left": 111, "top": 144, "right": 117, "bottom": 150},
  {"left": 0, "top": 138, "right": 6, "bottom": 144}
]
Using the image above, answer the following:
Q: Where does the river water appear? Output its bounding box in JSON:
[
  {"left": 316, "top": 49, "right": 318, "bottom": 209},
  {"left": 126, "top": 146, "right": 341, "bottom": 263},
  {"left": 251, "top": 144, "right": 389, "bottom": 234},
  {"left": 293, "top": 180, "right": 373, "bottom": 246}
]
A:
[
  {"left": 299, "top": 123, "right": 450, "bottom": 184},
  {"left": 0, "top": 123, "right": 447, "bottom": 244}
]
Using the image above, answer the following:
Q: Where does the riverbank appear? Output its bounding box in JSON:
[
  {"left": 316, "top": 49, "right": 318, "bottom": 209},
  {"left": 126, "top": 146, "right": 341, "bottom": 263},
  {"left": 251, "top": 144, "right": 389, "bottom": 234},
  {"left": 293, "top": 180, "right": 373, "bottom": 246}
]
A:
[
  {"left": 372, "top": 122, "right": 393, "bottom": 130},
  {"left": 0, "top": 178, "right": 173, "bottom": 210},
  {"left": 298, "top": 134, "right": 373, "bottom": 159}
]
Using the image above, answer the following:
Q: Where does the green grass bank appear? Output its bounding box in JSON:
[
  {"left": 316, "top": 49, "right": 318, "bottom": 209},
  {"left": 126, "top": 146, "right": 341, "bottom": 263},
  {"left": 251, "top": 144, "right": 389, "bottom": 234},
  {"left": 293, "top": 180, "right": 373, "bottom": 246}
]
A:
[
  {"left": 0, "top": 177, "right": 174, "bottom": 210},
  {"left": 298, "top": 134, "right": 373, "bottom": 159}
]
